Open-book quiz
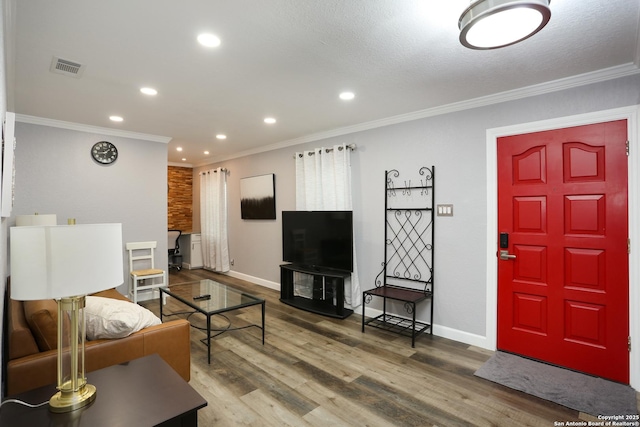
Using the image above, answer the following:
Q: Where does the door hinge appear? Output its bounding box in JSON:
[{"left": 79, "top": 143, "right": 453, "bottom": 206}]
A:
[
  {"left": 629, "top": 238, "right": 631, "bottom": 254},
  {"left": 626, "top": 140, "right": 630, "bottom": 156},
  {"left": 629, "top": 336, "right": 632, "bottom": 352}
]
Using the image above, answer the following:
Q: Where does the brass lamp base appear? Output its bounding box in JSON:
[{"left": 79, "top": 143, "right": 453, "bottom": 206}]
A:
[{"left": 49, "top": 382, "right": 97, "bottom": 413}]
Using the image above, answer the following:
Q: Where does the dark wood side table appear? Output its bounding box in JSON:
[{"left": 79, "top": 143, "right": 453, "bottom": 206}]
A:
[{"left": 0, "top": 354, "right": 207, "bottom": 427}]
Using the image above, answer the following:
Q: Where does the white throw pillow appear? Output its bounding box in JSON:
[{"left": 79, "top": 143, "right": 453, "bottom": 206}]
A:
[{"left": 84, "top": 296, "right": 161, "bottom": 340}]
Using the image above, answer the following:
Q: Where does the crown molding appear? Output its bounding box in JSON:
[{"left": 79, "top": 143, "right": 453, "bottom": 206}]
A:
[
  {"left": 15, "top": 114, "right": 172, "bottom": 143},
  {"left": 200, "top": 62, "right": 640, "bottom": 166}
]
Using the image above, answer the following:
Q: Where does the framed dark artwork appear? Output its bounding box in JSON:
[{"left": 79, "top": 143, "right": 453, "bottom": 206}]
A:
[{"left": 240, "top": 174, "right": 276, "bottom": 219}]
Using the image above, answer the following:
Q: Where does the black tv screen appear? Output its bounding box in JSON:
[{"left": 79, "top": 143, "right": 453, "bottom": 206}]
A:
[{"left": 282, "top": 210, "right": 353, "bottom": 272}]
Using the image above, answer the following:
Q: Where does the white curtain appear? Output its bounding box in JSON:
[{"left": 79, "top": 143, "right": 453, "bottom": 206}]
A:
[
  {"left": 295, "top": 143, "right": 361, "bottom": 308},
  {"left": 200, "top": 168, "right": 230, "bottom": 272}
]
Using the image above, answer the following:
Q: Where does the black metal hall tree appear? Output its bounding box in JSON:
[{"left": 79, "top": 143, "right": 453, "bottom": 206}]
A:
[{"left": 362, "top": 166, "right": 435, "bottom": 347}]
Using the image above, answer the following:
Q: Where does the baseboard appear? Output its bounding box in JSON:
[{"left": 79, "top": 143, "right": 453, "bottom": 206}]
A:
[
  {"left": 225, "top": 270, "right": 280, "bottom": 291},
  {"left": 181, "top": 262, "right": 203, "bottom": 270},
  {"left": 362, "top": 306, "right": 492, "bottom": 350},
  {"left": 433, "top": 324, "right": 493, "bottom": 350}
]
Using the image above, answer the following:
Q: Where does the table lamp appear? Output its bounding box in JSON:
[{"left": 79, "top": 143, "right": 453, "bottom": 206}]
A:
[{"left": 10, "top": 223, "right": 123, "bottom": 413}]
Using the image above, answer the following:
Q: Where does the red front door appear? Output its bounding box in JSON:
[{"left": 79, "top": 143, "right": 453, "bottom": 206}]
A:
[{"left": 497, "top": 120, "right": 629, "bottom": 383}]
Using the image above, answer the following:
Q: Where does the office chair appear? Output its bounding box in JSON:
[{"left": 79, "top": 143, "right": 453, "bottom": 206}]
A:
[{"left": 168, "top": 229, "right": 182, "bottom": 271}]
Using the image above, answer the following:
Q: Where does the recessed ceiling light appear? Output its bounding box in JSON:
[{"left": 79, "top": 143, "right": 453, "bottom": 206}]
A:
[
  {"left": 109, "top": 116, "right": 123, "bottom": 122},
  {"left": 140, "top": 87, "right": 158, "bottom": 96},
  {"left": 204, "top": 151, "right": 210, "bottom": 155},
  {"left": 176, "top": 147, "right": 183, "bottom": 152},
  {"left": 339, "top": 92, "right": 355, "bottom": 100},
  {"left": 216, "top": 134, "right": 227, "bottom": 140},
  {"left": 264, "top": 117, "right": 276, "bottom": 124},
  {"left": 181, "top": 158, "right": 187, "bottom": 161},
  {"left": 197, "top": 33, "right": 221, "bottom": 48}
]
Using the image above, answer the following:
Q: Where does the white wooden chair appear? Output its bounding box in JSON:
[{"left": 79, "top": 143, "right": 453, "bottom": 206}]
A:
[{"left": 126, "top": 241, "right": 166, "bottom": 303}]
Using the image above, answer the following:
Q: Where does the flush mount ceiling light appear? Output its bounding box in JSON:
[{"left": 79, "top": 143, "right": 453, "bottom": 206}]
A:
[{"left": 459, "top": 0, "right": 551, "bottom": 50}]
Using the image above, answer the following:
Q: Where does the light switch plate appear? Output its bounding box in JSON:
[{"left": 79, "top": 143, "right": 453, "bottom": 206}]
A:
[{"left": 437, "top": 204, "right": 454, "bottom": 216}]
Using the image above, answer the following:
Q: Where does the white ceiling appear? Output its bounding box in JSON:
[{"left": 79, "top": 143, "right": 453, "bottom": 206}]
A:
[{"left": 8, "top": 0, "right": 640, "bottom": 166}]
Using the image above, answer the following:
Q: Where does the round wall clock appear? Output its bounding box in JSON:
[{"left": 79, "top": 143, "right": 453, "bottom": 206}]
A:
[{"left": 91, "top": 141, "right": 118, "bottom": 164}]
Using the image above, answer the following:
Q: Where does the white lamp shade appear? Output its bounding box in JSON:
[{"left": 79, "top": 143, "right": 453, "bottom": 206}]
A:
[
  {"left": 10, "top": 223, "right": 124, "bottom": 300},
  {"left": 15, "top": 214, "right": 57, "bottom": 226}
]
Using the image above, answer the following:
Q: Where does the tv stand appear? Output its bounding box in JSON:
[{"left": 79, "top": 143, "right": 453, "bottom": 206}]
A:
[{"left": 280, "top": 264, "right": 353, "bottom": 319}]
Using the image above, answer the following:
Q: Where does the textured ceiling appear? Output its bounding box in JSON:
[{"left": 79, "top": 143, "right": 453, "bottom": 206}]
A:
[{"left": 8, "top": 0, "right": 640, "bottom": 165}]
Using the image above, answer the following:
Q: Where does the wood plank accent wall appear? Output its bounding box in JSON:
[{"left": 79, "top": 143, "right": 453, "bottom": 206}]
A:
[{"left": 168, "top": 166, "right": 193, "bottom": 232}]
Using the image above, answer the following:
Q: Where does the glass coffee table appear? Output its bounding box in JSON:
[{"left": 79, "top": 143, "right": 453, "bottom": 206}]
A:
[{"left": 159, "top": 279, "right": 265, "bottom": 364}]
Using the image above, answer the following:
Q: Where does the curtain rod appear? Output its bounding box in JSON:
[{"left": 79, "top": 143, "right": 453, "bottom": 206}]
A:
[
  {"left": 200, "top": 167, "right": 228, "bottom": 175},
  {"left": 292, "top": 144, "right": 356, "bottom": 159}
]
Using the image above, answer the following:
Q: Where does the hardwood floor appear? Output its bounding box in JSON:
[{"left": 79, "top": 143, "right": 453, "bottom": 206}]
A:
[{"left": 141, "top": 268, "right": 610, "bottom": 426}]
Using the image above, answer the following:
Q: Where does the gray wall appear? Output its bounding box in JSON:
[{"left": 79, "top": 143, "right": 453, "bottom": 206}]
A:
[
  {"left": 9, "top": 123, "right": 168, "bottom": 295},
  {"left": 194, "top": 73, "right": 640, "bottom": 340}
]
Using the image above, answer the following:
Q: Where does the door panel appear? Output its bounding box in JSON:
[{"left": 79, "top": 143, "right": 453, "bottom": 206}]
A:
[
  {"left": 497, "top": 120, "right": 629, "bottom": 383},
  {"left": 513, "top": 197, "right": 546, "bottom": 232}
]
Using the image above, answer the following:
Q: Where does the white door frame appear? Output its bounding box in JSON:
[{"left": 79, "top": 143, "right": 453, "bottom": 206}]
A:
[{"left": 485, "top": 105, "right": 640, "bottom": 389}]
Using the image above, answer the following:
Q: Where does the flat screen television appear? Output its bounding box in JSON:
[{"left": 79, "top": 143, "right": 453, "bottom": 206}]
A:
[{"left": 282, "top": 210, "right": 353, "bottom": 273}]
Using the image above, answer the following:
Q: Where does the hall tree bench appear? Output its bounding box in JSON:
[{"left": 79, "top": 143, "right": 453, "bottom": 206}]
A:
[{"left": 362, "top": 167, "right": 435, "bottom": 347}]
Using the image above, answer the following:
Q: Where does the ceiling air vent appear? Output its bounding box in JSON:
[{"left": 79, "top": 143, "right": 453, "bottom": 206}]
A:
[{"left": 50, "top": 56, "right": 85, "bottom": 78}]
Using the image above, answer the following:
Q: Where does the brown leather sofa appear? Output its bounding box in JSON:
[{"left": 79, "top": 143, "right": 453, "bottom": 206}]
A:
[{"left": 5, "top": 287, "right": 191, "bottom": 396}]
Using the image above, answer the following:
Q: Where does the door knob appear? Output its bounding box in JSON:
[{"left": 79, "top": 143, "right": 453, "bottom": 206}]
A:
[{"left": 499, "top": 250, "right": 516, "bottom": 260}]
